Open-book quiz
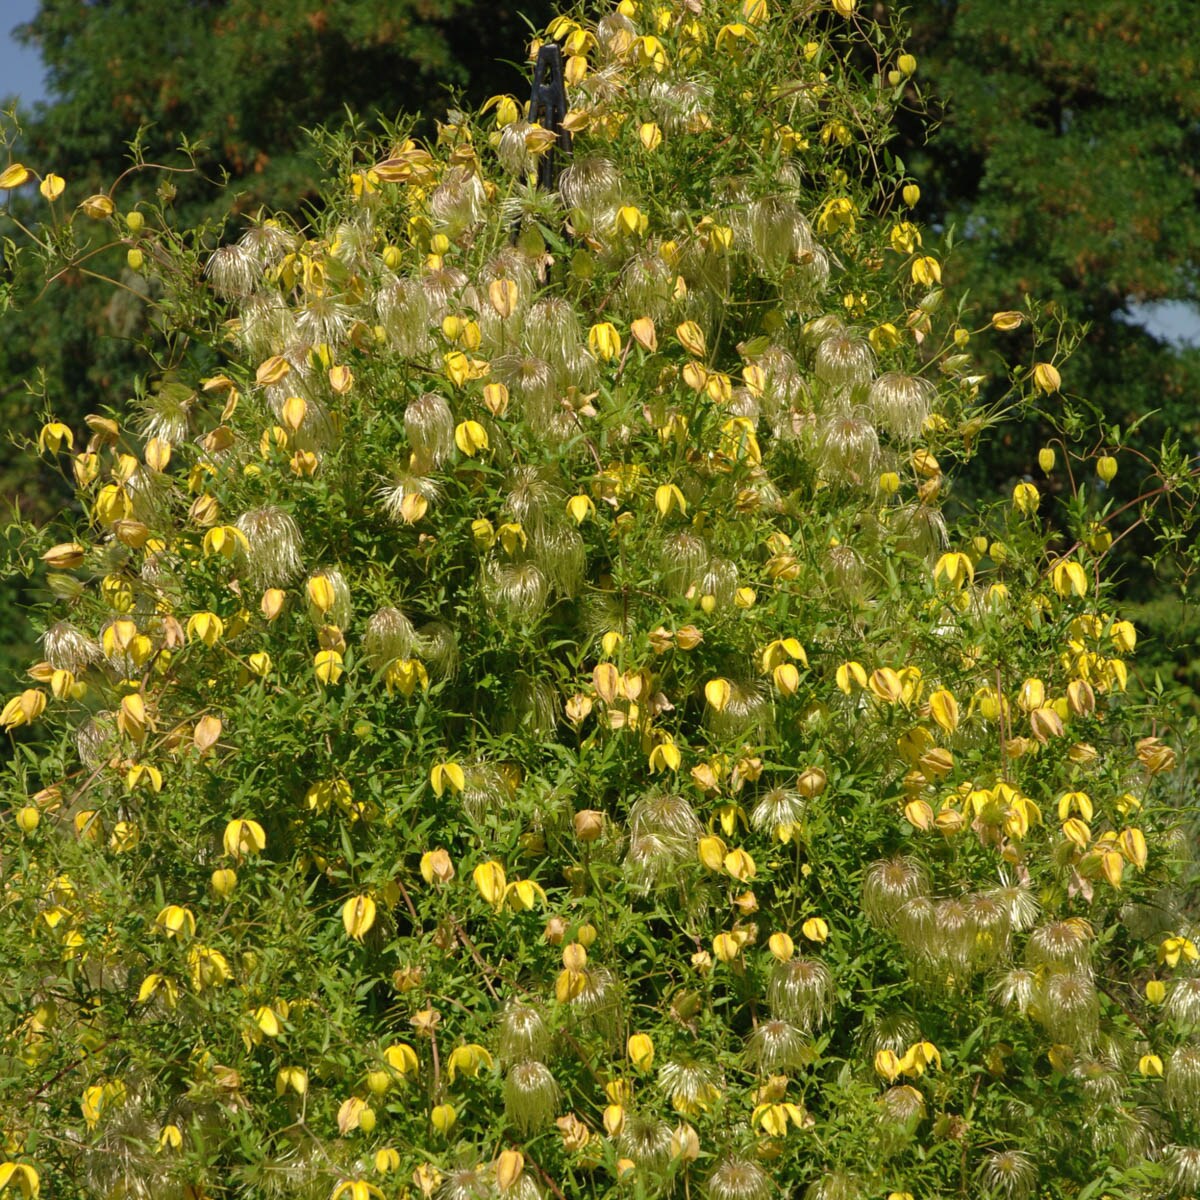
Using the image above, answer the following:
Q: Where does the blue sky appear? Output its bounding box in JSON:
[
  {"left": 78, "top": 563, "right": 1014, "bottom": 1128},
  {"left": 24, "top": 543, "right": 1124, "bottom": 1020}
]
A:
[{"left": 1, "top": 0, "right": 46, "bottom": 107}]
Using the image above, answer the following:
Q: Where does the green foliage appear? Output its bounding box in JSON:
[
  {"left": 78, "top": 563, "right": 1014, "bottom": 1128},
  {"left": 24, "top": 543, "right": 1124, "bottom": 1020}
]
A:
[{"left": 0, "top": 3, "right": 1197, "bottom": 1199}]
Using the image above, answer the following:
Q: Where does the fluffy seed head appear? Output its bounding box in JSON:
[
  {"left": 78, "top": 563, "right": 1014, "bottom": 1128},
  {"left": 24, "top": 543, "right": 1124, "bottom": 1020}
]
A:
[
  {"left": 1167, "top": 978, "right": 1200, "bottom": 1029},
  {"left": 1027, "top": 919, "right": 1093, "bottom": 971},
  {"left": 405, "top": 392, "right": 456, "bottom": 469},
  {"left": 363, "top": 607, "right": 418, "bottom": 670},
  {"left": 768, "top": 957, "right": 835, "bottom": 1030},
  {"left": 497, "top": 1003, "right": 551, "bottom": 1066},
  {"left": 481, "top": 560, "right": 549, "bottom": 621},
  {"left": 863, "top": 858, "right": 930, "bottom": 929},
  {"left": 868, "top": 372, "right": 936, "bottom": 441},
  {"left": 751, "top": 786, "right": 806, "bottom": 834},
  {"left": 814, "top": 331, "right": 875, "bottom": 390},
  {"left": 1165, "top": 1044, "right": 1200, "bottom": 1118},
  {"left": 745, "top": 1018, "right": 811, "bottom": 1072},
  {"left": 980, "top": 1150, "right": 1036, "bottom": 1200},
  {"left": 42, "top": 621, "right": 100, "bottom": 674},
  {"left": 429, "top": 167, "right": 487, "bottom": 234},
  {"left": 236, "top": 507, "right": 304, "bottom": 589},
  {"left": 706, "top": 1156, "right": 771, "bottom": 1200},
  {"left": 617, "top": 1113, "right": 673, "bottom": 1172},
  {"left": 205, "top": 243, "right": 258, "bottom": 300},
  {"left": 504, "top": 1061, "right": 559, "bottom": 1132},
  {"left": 1034, "top": 971, "right": 1099, "bottom": 1045},
  {"left": 817, "top": 410, "right": 880, "bottom": 484}
]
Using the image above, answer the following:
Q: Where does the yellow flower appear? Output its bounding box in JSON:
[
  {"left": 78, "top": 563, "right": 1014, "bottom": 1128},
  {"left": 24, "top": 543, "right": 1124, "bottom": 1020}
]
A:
[
  {"left": 615, "top": 204, "right": 649, "bottom": 237},
  {"left": 588, "top": 321, "right": 622, "bottom": 362},
  {"left": 831, "top": 0, "right": 856, "bottom": 16},
  {"left": 383, "top": 1042, "right": 420, "bottom": 1079},
  {"left": 0, "top": 162, "right": 31, "bottom": 189},
  {"left": 801, "top": 916, "right": 829, "bottom": 943},
  {"left": 155, "top": 905, "right": 196, "bottom": 939},
  {"left": 454, "top": 420, "right": 489, "bottom": 457},
  {"left": 473, "top": 860, "right": 508, "bottom": 908},
  {"left": 1012, "top": 481, "right": 1040, "bottom": 516},
  {"left": 929, "top": 688, "right": 959, "bottom": 734},
  {"left": 186, "top": 611, "right": 224, "bottom": 647},
  {"left": 712, "top": 932, "right": 743, "bottom": 963},
  {"left": 420, "top": 849, "right": 455, "bottom": 885},
  {"left": 211, "top": 868, "right": 237, "bottom": 897},
  {"left": 633, "top": 35, "right": 668, "bottom": 71},
  {"left": 868, "top": 667, "right": 903, "bottom": 704},
  {"left": 446, "top": 1043, "right": 493, "bottom": 1082},
  {"left": 697, "top": 835, "right": 727, "bottom": 872},
  {"left": 638, "top": 121, "right": 663, "bottom": 151},
  {"left": 1160, "top": 936, "right": 1199, "bottom": 968},
  {"left": 430, "top": 1103, "right": 457, "bottom": 1134},
  {"left": 648, "top": 736, "right": 681, "bottom": 772},
  {"left": 724, "top": 847, "right": 757, "bottom": 881},
  {"left": 910, "top": 256, "right": 941, "bottom": 286},
  {"left": 654, "top": 483, "right": 687, "bottom": 518},
  {"left": 0, "top": 690, "right": 47, "bottom": 731},
  {"left": 331, "top": 1180, "right": 385, "bottom": 1200},
  {"left": 889, "top": 221, "right": 921, "bottom": 254},
  {"left": 223, "top": 818, "right": 266, "bottom": 859},
  {"left": 836, "top": 661, "right": 868, "bottom": 694},
  {"left": 768, "top": 932, "right": 794, "bottom": 962},
  {"left": 314, "top": 649, "right": 344, "bottom": 684},
  {"left": 874, "top": 1048, "right": 901, "bottom": 1082},
  {"left": 1138, "top": 1054, "right": 1164, "bottom": 1077},
  {"left": 1032, "top": 362, "right": 1061, "bottom": 393},
  {"left": 276, "top": 1066, "right": 309, "bottom": 1096},
  {"left": 342, "top": 895, "right": 377, "bottom": 940},
  {"left": 752, "top": 1101, "right": 808, "bottom": 1136},
  {"left": 504, "top": 879, "right": 547, "bottom": 911},
  {"left": 1051, "top": 559, "right": 1088, "bottom": 598},
  {"left": 37, "top": 421, "right": 74, "bottom": 454},
  {"left": 188, "top": 945, "right": 231, "bottom": 990},
  {"left": 427, "top": 761, "right": 465, "bottom": 802},
  {"left": 628, "top": 1033, "right": 655, "bottom": 1072},
  {"left": 37, "top": 173, "right": 65, "bottom": 203}
]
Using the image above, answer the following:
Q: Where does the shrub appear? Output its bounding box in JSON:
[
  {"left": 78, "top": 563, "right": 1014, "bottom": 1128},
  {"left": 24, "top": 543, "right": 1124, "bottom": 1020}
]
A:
[{"left": 0, "top": 1, "right": 1194, "bottom": 1198}]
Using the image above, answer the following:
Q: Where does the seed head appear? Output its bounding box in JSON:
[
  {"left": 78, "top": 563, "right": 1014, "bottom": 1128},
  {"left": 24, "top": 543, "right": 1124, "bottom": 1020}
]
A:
[
  {"left": 979, "top": 1150, "right": 1036, "bottom": 1200},
  {"left": 405, "top": 393, "right": 456, "bottom": 469},
  {"left": 745, "top": 1018, "right": 811, "bottom": 1072},
  {"left": 429, "top": 166, "right": 487, "bottom": 235},
  {"left": 504, "top": 1060, "right": 559, "bottom": 1133},
  {"left": 1034, "top": 971, "right": 1098, "bottom": 1045},
  {"left": 42, "top": 621, "right": 100, "bottom": 674},
  {"left": 863, "top": 858, "right": 929, "bottom": 929},
  {"left": 868, "top": 372, "right": 935, "bottom": 441},
  {"left": 1165, "top": 1044, "right": 1200, "bottom": 1119},
  {"left": 1027, "top": 919, "right": 1093, "bottom": 971},
  {"left": 236, "top": 507, "right": 304, "bottom": 589},
  {"left": 497, "top": 1002, "right": 551, "bottom": 1065},
  {"left": 768, "top": 957, "right": 835, "bottom": 1030},
  {"left": 363, "top": 607, "right": 419, "bottom": 671},
  {"left": 705, "top": 1156, "right": 771, "bottom": 1200},
  {"left": 617, "top": 1112, "right": 673, "bottom": 1172}
]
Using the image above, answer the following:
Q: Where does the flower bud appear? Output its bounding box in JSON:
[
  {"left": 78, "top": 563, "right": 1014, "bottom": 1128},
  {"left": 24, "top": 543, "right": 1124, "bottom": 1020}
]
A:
[{"left": 574, "top": 809, "right": 605, "bottom": 841}]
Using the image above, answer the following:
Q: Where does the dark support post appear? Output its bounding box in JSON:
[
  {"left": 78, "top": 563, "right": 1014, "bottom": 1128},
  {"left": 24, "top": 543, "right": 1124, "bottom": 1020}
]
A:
[{"left": 527, "top": 43, "right": 572, "bottom": 193}]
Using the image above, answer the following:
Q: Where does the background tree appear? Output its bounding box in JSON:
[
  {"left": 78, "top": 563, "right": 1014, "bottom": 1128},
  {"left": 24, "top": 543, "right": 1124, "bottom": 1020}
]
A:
[{"left": 894, "top": 0, "right": 1200, "bottom": 691}]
